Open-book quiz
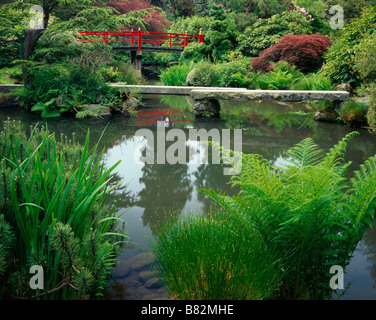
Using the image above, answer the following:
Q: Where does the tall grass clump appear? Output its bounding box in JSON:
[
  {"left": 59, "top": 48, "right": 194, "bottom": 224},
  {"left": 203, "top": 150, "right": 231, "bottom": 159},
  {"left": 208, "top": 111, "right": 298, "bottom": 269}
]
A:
[
  {"left": 201, "top": 132, "right": 376, "bottom": 299},
  {"left": 340, "top": 100, "right": 367, "bottom": 127},
  {"left": 159, "top": 63, "right": 194, "bottom": 86},
  {"left": 149, "top": 211, "right": 286, "bottom": 300},
  {"left": 0, "top": 119, "right": 127, "bottom": 299}
]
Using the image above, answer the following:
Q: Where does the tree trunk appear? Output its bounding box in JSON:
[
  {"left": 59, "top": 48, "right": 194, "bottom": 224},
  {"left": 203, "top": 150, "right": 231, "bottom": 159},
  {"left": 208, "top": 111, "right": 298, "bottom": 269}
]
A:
[
  {"left": 22, "top": 29, "right": 43, "bottom": 85},
  {"left": 22, "top": 11, "right": 49, "bottom": 85}
]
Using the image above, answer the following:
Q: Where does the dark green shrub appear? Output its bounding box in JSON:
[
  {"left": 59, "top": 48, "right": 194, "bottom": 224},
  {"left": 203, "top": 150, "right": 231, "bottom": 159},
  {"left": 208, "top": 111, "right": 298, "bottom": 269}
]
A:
[
  {"left": 237, "top": 11, "right": 313, "bottom": 57},
  {"left": 179, "top": 42, "right": 211, "bottom": 64},
  {"left": 187, "top": 61, "right": 221, "bottom": 87},
  {"left": 16, "top": 64, "right": 125, "bottom": 118}
]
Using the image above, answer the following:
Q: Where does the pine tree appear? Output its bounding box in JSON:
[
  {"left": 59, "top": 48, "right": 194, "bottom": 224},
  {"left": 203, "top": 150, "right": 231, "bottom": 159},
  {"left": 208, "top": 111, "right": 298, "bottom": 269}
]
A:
[{"left": 194, "top": 0, "right": 212, "bottom": 16}]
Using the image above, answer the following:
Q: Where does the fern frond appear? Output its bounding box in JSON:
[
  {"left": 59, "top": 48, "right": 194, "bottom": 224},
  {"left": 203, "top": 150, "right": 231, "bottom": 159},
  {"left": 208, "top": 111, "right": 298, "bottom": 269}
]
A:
[
  {"left": 347, "top": 156, "right": 376, "bottom": 227},
  {"left": 321, "top": 131, "right": 359, "bottom": 170},
  {"left": 283, "top": 138, "right": 323, "bottom": 168}
]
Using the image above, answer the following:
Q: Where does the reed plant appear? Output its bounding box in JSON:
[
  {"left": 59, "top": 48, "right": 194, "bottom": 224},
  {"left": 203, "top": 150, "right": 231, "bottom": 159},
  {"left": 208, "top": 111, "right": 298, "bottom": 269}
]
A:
[
  {"left": 0, "top": 119, "right": 127, "bottom": 299},
  {"left": 149, "top": 211, "right": 286, "bottom": 300},
  {"left": 201, "top": 132, "right": 376, "bottom": 299}
]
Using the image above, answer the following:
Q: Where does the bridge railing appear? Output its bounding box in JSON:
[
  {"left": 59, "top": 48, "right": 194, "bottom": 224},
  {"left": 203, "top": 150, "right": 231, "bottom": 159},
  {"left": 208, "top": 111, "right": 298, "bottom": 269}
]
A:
[{"left": 77, "top": 29, "right": 204, "bottom": 50}]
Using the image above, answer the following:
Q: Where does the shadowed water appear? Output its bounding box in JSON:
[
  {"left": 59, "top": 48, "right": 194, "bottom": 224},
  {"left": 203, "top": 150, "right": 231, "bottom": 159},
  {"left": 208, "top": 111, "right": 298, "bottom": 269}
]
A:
[{"left": 1, "top": 94, "right": 376, "bottom": 300}]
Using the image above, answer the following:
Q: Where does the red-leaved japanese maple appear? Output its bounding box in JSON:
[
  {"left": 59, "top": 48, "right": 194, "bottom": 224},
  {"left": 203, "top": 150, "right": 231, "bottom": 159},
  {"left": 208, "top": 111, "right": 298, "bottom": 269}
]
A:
[{"left": 251, "top": 34, "right": 332, "bottom": 73}]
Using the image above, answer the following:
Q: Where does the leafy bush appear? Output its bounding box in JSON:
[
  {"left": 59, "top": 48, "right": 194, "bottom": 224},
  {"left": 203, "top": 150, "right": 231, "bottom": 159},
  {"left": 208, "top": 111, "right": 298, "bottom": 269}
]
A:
[
  {"left": 250, "top": 61, "right": 303, "bottom": 90},
  {"left": 366, "top": 83, "right": 376, "bottom": 133},
  {"left": 186, "top": 61, "right": 221, "bottom": 87},
  {"left": 159, "top": 63, "right": 194, "bottom": 86},
  {"left": 251, "top": 34, "right": 332, "bottom": 73},
  {"left": 237, "top": 11, "right": 313, "bottom": 57},
  {"left": 16, "top": 64, "right": 126, "bottom": 118},
  {"left": 217, "top": 53, "right": 253, "bottom": 87},
  {"left": 353, "top": 33, "right": 376, "bottom": 86},
  {"left": 0, "top": 119, "right": 126, "bottom": 299},
  {"left": 0, "top": 66, "right": 23, "bottom": 84},
  {"left": 99, "top": 61, "right": 144, "bottom": 84},
  {"left": 31, "top": 31, "right": 88, "bottom": 65},
  {"left": 321, "top": 6, "right": 376, "bottom": 87},
  {"left": 149, "top": 211, "right": 286, "bottom": 300},
  {"left": 179, "top": 42, "right": 211, "bottom": 64},
  {"left": 201, "top": 132, "right": 376, "bottom": 299},
  {"left": 293, "top": 72, "right": 333, "bottom": 91}
]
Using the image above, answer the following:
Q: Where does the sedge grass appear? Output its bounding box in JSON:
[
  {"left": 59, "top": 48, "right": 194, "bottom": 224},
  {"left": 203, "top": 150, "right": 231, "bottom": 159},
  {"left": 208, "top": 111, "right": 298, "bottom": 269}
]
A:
[{"left": 149, "top": 210, "right": 286, "bottom": 300}]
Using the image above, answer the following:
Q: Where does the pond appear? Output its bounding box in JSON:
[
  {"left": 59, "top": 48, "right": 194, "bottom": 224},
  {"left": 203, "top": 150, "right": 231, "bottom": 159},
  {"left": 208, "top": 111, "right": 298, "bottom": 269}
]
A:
[{"left": 1, "top": 94, "right": 376, "bottom": 300}]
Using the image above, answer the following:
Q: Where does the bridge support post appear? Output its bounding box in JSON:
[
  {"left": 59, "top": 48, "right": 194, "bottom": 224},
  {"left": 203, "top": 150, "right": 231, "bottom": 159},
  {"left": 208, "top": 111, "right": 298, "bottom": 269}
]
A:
[{"left": 130, "top": 50, "right": 142, "bottom": 71}]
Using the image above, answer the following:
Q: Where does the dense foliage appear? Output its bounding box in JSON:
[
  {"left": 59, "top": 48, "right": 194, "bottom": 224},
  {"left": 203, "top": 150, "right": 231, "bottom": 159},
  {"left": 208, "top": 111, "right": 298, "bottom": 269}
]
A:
[
  {"left": 237, "top": 10, "right": 313, "bottom": 57},
  {"left": 0, "top": 120, "right": 127, "bottom": 299},
  {"left": 199, "top": 133, "right": 376, "bottom": 299},
  {"left": 321, "top": 6, "right": 376, "bottom": 86},
  {"left": 16, "top": 40, "right": 144, "bottom": 118}
]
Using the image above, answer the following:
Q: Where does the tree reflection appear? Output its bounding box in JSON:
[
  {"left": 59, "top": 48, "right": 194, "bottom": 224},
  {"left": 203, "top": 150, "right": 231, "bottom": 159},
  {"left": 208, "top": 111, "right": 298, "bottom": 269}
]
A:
[
  {"left": 137, "top": 162, "right": 193, "bottom": 234},
  {"left": 135, "top": 127, "right": 195, "bottom": 234}
]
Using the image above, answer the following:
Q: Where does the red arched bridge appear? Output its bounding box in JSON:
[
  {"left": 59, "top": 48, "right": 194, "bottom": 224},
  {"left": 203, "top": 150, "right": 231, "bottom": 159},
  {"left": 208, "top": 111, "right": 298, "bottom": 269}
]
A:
[{"left": 77, "top": 29, "right": 204, "bottom": 70}]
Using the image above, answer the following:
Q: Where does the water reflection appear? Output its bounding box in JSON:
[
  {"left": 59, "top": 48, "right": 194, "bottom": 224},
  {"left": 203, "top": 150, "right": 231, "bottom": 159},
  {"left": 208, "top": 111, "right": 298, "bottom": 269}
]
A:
[{"left": 1, "top": 94, "right": 376, "bottom": 299}]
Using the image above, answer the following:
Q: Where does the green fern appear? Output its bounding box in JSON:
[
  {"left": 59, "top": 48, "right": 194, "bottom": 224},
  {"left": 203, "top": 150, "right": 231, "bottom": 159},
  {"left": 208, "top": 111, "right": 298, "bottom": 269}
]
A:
[{"left": 201, "top": 132, "right": 376, "bottom": 300}]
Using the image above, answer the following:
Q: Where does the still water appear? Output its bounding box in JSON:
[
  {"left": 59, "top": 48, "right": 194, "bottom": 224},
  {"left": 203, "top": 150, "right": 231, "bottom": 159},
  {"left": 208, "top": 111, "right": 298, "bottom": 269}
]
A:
[{"left": 1, "top": 94, "right": 376, "bottom": 300}]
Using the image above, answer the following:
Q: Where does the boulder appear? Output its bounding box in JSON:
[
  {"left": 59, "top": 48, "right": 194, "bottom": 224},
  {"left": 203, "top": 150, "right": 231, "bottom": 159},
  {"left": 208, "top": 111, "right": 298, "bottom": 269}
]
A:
[
  {"left": 314, "top": 110, "right": 338, "bottom": 122},
  {"left": 334, "top": 83, "right": 353, "bottom": 95},
  {"left": 186, "top": 68, "right": 198, "bottom": 86}
]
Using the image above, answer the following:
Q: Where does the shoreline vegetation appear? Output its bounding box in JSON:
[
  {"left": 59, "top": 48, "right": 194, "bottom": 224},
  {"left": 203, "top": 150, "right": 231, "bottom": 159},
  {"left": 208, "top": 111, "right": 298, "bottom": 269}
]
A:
[{"left": 1, "top": 0, "right": 376, "bottom": 300}]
